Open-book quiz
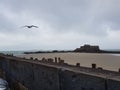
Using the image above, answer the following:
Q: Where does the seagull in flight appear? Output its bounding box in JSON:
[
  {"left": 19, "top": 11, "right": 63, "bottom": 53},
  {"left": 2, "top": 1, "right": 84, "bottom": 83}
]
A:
[{"left": 22, "top": 25, "right": 39, "bottom": 28}]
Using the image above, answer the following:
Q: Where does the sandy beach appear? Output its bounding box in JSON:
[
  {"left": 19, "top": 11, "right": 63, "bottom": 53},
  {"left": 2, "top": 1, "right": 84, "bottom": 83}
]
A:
[{"left": 19, "top": 53, "right": 120, "bottom": 71}]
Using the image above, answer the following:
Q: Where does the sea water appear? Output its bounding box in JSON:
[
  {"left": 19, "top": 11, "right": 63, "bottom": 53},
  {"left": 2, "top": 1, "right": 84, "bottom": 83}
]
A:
[
  {"left": 0, "top": 51, "right": 24, "bottom": 56},
  {"left": 0, "top": 78, "right": 10, "bottom": 90}
]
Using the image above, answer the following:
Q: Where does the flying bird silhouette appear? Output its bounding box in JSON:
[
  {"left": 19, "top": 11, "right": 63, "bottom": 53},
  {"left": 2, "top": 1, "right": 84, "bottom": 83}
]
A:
[{"left": 22, "top": 25, "right": 39, "bottom": 28}]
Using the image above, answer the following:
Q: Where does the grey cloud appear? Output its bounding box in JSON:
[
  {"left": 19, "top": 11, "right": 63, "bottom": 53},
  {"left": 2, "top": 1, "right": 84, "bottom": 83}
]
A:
[
  {"left": 32, "top": 0, "right": 120, "bottom": 35},
  {"left": 1, "top": 0, "right": 120, "bottom": 50},
  {"left": 2, "top": 0, "right": 120, "bottom": 35},
  {"left": 0, "top": 15, "right": 15, "bottom": 32}
]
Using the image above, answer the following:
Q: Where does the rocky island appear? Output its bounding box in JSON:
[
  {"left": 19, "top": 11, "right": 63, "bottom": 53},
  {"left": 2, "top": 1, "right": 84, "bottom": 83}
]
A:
[{"left": 24, "top": 44, "right": 120, "bottom": 54}]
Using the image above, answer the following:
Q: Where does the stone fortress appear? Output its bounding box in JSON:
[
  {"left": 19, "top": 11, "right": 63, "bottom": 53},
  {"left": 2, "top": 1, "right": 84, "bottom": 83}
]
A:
[
  {"left": 74, "top": 44, "right": 100, "bottom": 53},
  {"left": 0, "top": 53, "right": 120, "bottom": 90},
  {"left": 74, "top": 44, "right": 120, "bottom": 53}
]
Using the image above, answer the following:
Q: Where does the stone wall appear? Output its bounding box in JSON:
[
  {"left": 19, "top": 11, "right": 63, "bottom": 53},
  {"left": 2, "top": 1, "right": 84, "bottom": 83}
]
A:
[
  {"left": 107, "top": 79, "right": 120, "bottom": 90},
  {"left": 59, "top": 70, "right": 106, "bottom": 90},
  {"left": 0, "top": 57, "right": 59, "bottom": 90},
  {"left": 0, "top": 55, "right": 120, "bottom": 90}
]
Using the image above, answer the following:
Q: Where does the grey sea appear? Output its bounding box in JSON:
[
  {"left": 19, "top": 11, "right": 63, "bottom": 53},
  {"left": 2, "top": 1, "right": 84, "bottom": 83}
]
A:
[{"left": 0, "top": 51, "right": 24, "bottom": 56}]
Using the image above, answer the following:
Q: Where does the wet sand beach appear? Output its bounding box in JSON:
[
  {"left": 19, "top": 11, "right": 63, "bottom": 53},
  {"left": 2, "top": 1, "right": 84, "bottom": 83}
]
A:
[{"left": 19, "top": 53, "right": 120, "bottom": 71}]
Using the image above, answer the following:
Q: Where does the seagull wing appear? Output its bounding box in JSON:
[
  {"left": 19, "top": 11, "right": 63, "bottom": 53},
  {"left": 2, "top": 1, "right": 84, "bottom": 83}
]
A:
[
  {"left": 31, "top": 25, "right": 39, "bottom": 28},
  {"left": 21, "top": 25, "right": 29, "bottom": 28}
]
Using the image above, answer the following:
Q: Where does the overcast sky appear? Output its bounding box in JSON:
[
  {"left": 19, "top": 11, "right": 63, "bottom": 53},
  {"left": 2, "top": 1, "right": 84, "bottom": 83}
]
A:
[{"left": 0, "top": 0, "right": 120, "bottom": 50}]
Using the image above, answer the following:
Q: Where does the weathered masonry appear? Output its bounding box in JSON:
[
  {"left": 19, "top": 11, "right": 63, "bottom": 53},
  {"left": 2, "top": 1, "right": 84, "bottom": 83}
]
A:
[{"left": 0, "top": 54, "right": 120, "bottom": 90}]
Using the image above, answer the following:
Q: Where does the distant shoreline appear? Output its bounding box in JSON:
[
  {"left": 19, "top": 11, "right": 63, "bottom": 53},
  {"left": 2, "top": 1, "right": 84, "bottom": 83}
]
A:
[
  {"left": 24, "top": 44, "right": 120, "bottom": 54},
  {"left": 24, "top": 50, "right": 120, "bottom": 54},
  {"left": 24, "top": 50, "right": 73, "bottom": 54}
]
